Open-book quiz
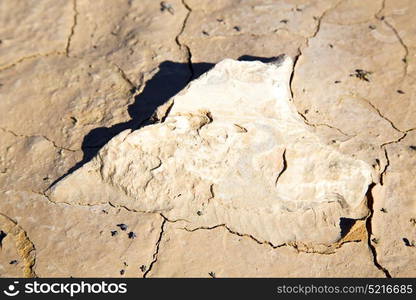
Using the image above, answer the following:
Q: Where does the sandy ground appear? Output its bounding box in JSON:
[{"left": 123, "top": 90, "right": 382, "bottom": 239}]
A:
[{"left": 0, "top": 0, "right": 415, "bottom": 277}]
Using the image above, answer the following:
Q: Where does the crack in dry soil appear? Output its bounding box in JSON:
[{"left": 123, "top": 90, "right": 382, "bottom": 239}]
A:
[{"left": 65, "top": 0, "right": 79, "bottom": 57}]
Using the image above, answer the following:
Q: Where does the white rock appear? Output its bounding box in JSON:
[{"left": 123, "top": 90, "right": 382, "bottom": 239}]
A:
[{"left": 50, "top": 56, "right": 373, "bottom": 246}]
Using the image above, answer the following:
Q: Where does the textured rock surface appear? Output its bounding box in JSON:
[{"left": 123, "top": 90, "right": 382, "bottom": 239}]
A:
[
  {"left": 148, "top": 222, "right": 383, "bottom": 277},
  {"left": 1, "top": 0, "right": 415, "bottom": 277},
  {"left": 51, "top": 57, "right": 373, "bottom": 247}
]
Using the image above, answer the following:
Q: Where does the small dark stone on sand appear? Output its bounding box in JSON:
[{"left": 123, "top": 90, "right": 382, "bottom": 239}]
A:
[{"left": 117, "top": 224, "right": 128, "bottom": 231}]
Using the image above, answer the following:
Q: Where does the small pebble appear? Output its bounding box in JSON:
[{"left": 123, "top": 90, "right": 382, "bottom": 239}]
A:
[
  {"left": 128, "top": 232, "right": 136, "bottom": 239},
  {"left": 117, "top": 224, "right": 128, "bottom": 231}
]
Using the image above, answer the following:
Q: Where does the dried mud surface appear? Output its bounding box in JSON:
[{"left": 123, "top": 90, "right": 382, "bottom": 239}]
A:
[{"left": 0, "top": 0, "right": 415, "bottom": 277}]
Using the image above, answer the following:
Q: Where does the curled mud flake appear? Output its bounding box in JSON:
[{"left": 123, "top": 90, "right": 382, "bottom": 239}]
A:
[{"left": 0, "top": 230, "right": 7, "bottom": 247}]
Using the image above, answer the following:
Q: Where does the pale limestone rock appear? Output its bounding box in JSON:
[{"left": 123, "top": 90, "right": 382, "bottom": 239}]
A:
[
  {"left": 51, "top": 57, "right": 373, "bottom": 247},
  {"left": 0, "top": 191, "right": 163, "bottom": 277},
  {"left": 148, "top": 222, "right": 383, "bottom": 277}
]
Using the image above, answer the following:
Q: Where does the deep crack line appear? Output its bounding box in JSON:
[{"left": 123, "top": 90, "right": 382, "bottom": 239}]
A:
[
  {"left": 307, "top": 0, "right": 344, "bottom": 46},
  {"left": 65, "top": 0, "right": 79, "bottom": 57},
  {"left": 0, "top": 213, "right": 37, "bottom": 278},
  {"left": 355, "top": 95, "right": 404, "bottom": 134},
  {"left": 143, "top": 217, "right": 167, "bottom": 278},
  {"left": 374, "top": 0, "right": 409, "bottom": 78},
  {"left": 290, "top": 1, "right": 348, "bottom": 134},
  {"left": 365, "top": 183, "right": 392, "bottom": 277},
  {"left": 181, "top": 222, "right": 362, "bottom": 255},
  {"left": 379, "top": 148, "right": 390, "bottom": 186},
  {"left": 0, "top": 51, "right": 65, "bottom": 73},
  {"left": 113, "top": 63, "right": 137, "bottom": 92},
  {"left": 175, "top": 0, "right": 194, "bottom": 81}
]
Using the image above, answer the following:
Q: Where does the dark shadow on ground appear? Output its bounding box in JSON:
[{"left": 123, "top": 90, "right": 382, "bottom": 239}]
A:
[
  {"left": 50, "top": 55, "right": 283, "bottom": 188},
  {"left": 339, "top": 217, "right": 356, "bottom": 238}
]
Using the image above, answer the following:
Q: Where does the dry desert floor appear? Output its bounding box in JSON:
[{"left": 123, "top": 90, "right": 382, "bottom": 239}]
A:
[{"left": 0, "top": 0, "right": 415, "bottom": 278}]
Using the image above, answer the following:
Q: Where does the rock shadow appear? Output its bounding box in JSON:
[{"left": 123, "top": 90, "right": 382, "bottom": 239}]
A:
[
  {"left": 50, "top": 55, "right": 284, "bottom": 188},
  {"left": 49, "top": 60, "right": 213, "bottom": 188}
]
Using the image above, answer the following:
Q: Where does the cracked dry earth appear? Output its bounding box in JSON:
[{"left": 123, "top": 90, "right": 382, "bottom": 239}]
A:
[{"left": 0, "top": 0, "right": 415, "bottom": 278}]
